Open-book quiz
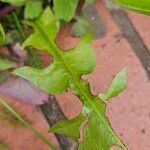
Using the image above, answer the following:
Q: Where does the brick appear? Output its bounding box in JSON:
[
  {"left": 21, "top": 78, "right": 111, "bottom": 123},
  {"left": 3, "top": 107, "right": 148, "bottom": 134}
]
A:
[{"left": 127, "top": 11, "right": 150, "bottom": 51}]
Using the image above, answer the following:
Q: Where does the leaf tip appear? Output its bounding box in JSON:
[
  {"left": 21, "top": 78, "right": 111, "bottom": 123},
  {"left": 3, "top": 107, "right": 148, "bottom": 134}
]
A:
[{"left": 98, "top": 67, "right": 127, "bottom": 101}]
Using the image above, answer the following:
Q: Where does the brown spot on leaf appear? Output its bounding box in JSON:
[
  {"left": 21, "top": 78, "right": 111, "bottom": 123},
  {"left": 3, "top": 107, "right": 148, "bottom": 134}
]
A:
[{"left": 78, "top": 113, "right": 91, "bottom": 144}]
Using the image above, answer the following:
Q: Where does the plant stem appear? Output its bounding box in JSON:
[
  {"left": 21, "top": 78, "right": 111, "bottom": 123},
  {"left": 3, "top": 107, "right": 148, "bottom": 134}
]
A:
[
  {"left": 12, "top": 12, "right": 26, "bottom": 41},
  {"left": 0, "top": 98, "right": 55, "bottom": 150}
]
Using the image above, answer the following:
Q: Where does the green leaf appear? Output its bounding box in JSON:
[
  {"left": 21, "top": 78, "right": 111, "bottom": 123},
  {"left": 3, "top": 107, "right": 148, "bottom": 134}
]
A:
[
  {"left": 71, "top": 18, "right": 92, "bottom": 37},
  {"left": 22, "top": 7, "right": 60, "bottom": 54},
  {"left": 86, "top": 0, "right": 95, "bottom": 4},
  {"left": 78, "top": 99, "right": 126, "bottom": 150},
  {"left": 54, "top": 0, "right": 79, "bottom": 22},
  {"left": 14, "top": 33, "right": 95, "bottom": 94},
  {"left": 64, "top": 33, "right": 95, "bottom": 75},
  {"left": 1, "top": 0, "right": 26, "bottom": 5},
  {"left": 51, "top": 97, "right": 127, "bottom": 150},
  {"left": 113, "top": 0, "right": 150, "bottom": 15},
  {"left": 0, "top": 59, "right": 16, "bottom": 71},
  {"left": 24, "top": 1, "right": 42, "bottom": 19},
  {"left": 99, "top": 68, "right": 127, "bottom": 101},
  {"left": 13, "top": 62, "right": 69, "bottom": 94},
  {"left": 13, "top": 8, "right": 127, "bottom": 150},
  {"left": 50, "top": 114, "right": 85, "bottom": 141},
  {"left": 0, "top": 23, "right": 5, "bottom": 45}
]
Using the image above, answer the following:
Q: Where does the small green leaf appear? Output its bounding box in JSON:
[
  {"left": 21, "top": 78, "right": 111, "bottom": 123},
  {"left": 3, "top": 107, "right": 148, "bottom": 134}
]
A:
[
  {"left": 50, "top": 114, "right": 85, "bottom": 141},
  {"left": 1, "top": 0, "right": 26, "bottom": 5},
  {"left": 99, "top": 68, "right": 127, "bottom": 101},
  {"left": 0, "top": 23, "right": 5, "bottom": 45},
  {"left": 54, "top": 0, "right": 79, "bottom": 22},
  {"left": 113, "top": 0, "right": 150, "bottom": 15},
  {"left": 0, "top": 59, "right": 16, "bottom": 71},
  {"left": 71, "top": 18, "right": 92, "bottom": 37},
  {"left": 24, "top": 1, "right": 42, "bottom": 19}
]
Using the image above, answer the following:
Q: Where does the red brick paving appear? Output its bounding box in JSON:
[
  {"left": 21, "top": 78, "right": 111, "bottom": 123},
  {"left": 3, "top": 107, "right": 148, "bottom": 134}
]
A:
[
  {"left": 127, "top": 11, "right": 150, "bottom": 51},
  {"left": 0, "top": 0, "right": 150, "bottom": 150}
]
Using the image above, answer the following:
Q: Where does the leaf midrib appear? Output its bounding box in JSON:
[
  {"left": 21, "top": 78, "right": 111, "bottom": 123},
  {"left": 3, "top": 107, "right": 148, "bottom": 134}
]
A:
[{"left": 34, "top": 20, "right": 126, "bottom": 149}]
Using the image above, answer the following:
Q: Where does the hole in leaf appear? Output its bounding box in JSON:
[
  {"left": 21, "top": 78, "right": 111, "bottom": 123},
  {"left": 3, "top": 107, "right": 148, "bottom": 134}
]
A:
[
  {"left": 56, "top": 90, "right": 82, "bottom": 118},
  {"left": 39, "top": 51, "right": 53, "bottom": 67},
  {"left": 78, "top": 113, "right": 91, "bottom": 143}
]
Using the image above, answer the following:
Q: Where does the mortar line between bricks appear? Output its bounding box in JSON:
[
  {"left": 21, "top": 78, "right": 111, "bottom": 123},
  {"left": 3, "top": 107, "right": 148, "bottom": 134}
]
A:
[
  {"left": 40, "top": 95, "right": 77, "bottom": 150},
  {"left": 104, "top": 2, "right": 150, "bottom": 79}
]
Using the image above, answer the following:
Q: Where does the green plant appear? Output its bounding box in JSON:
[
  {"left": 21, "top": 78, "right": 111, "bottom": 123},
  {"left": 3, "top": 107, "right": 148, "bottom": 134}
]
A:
[
  {"left": 0, "top": 0, "right": 150, "bottom": 149},
  {"left": 13, "top": 8, "right": 127, "bottom": 150},
  {"left": 1, "top": 1, "right": 126, "bottom": 149}
]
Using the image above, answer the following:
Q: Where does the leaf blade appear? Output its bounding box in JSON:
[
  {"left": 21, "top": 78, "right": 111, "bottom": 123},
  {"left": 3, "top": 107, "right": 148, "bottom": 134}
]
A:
[
  {"left": 23, "top": 8, "right": 59, "bottom": 55},
  {"left": 78, "top": 111, "right": 127, "bottom": 150},
  {"left": 99, "top": 68, "right": 127, "bottom": 101},
  {"left": 113, "top": 0, "right": 150, "bottom": 15},
  {"left": 54, "top": 0, "right": 79, "bottom": 22},
  {"left": 65, "top": 33, "right": 95, "bottom": 75},
  {"left": 24, "top": 1, "right": 42, "bottom": 19},
  {"left": 50, "top": 114, "right": 85, "bottom": 141},
  {"left": 13, "top": 62, "right": 69, "bottom": 94}
]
